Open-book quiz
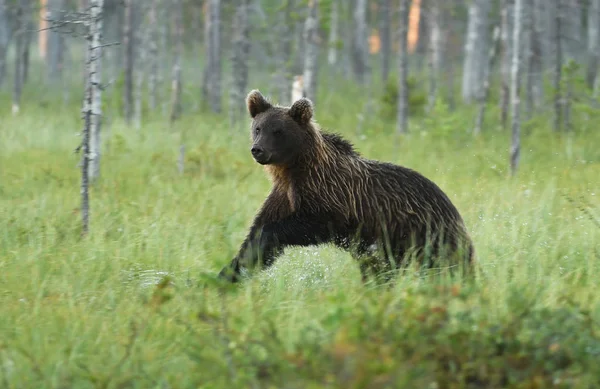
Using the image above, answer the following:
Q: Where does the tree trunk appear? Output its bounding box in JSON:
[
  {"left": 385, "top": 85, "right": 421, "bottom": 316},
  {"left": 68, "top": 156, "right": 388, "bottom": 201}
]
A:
[
  {"left": 147, "top": 0, "right": 159, "bottom": 110},
  {"left": 13, "top": 0, "right": 26, "bottom": 115},
  {"left": 462, "top": 0, "right": 491, "bottom": 104},
  {"left": 134, "top": 2, "right": 146, "bottom": 129},
  {"left": 82, "top": 0, "right": 105, "bottom": 235},
  {"left": 380, "top": 0, "right": 391, "bottom": 82},
  {"left": 302, "top": 0, "right": 319, "bottom": 104},
  {"left": 0, "top": 0, "right": 8, "bottom": 88},
  {"left": 46, "top": 0, "right": 65, "bottom": 83},
  {"left": 500, "top": 0, "right": 513, "bottom": 128},
  {"left": 526, "top": 0, "right": 543, "bottom": 114},
  {"left": 396, "top": 0, "right": 410, "bottom": 134},
  {"left": 587, "top": 0, "right": 600, "bottom": 88},
  {"left": 351, "top": 0, "right": 369, "bottom": 84},
  {"left": 202, "top": 0, "right": 222, "bottom": 113},
  {"left": 510, "top": 0, "right": 523, "bottom": 176},
  {"left": 427, "top": 0, "right": 442, "bottom": 111},
  {"left": 563, "top": 0, "right": 583, "bottom": 63},
  {"left": 274, "top": 0, "right": 294, "bottom": 105},
  {"left": 170, "top": 0, "right": 183, "bottom": 124},
  {"left": 474, "top": 26, "right": 500, "bottom": 135},
  {"left": 328, "top": 0, "right": 339, "bottom": 66},
  {"left": 123, "top": 0, "right": 134, "bottom": 125},
  {"left": 229, "top": 0, "right": 250, "bottom": 127},
  {"left": 553, "top": 0, "right": 563, "bottom": 132},
  {"left": 170, "top": 0, "right": 184, "bottom": 174}
]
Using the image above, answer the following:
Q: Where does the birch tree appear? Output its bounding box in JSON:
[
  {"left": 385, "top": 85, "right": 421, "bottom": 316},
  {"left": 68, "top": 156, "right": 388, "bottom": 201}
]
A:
[
  {"left": 474, "top": 26, "right": 500, "bottom": 135},
  {"left": 147, "top": 0, "right": 159, "bottom": 110},
  {"left": 587, "top": 0, "right": 600, "bottom": 89},
  {"left": 380, "top": 0, "right": 391, "bottom": 83},
  {"left": 500, "top": 0, "right": 513, "bottom": 128},
  {"left": 553, "top": 0, "right": 563, "bottom": 132},
  {"left": 328, "top": 0, "right": 339, "bottom": 66},
  {"left": 274, "top": 0, "right": 294, "bottom": 105},
  {"left": 170, "top": 0, "right": 184, "bottom": 174},
  {"left": 525, "top": 0, "right": 543, "bottom": 115},
  {"left": 0, "top": 0, "right": 10, "bottom": 87},
  {"left": 462, "top": 0, "right": 492, "bottom": 103},
  {"left": 427, "top": 0, "right": 442, "bottom": 111},
  {"left": 81, "top": 0, "right": 105, "bottom": 234},
  {"left": 13, "top": 0, "right": 29, "bottom": 115},
  {"left": 229, "top": 0, "right": 250, "bottom": 127},
  {"left": 302, "top": 0, "right": 319, "bottom": 104},
  {"left": 202, "top": 0, "right": 222, "bottom": 113},
  {"left": 510, "top": 0, "right": 523, "bottom": 176},
  {"left": 396, "top": 0, "right": 410, "bottom": 134},
  {"left": 351, "top": 0, "right": 369, "bottom": 84},
  {"left": 123, "top": 0, "right": 134, "bottom": 124}
]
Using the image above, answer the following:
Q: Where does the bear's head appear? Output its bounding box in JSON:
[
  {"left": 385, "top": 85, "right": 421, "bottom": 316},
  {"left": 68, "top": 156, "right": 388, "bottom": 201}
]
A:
[{"left": 245, "top": 89, "right": 315, "bottom": 167}]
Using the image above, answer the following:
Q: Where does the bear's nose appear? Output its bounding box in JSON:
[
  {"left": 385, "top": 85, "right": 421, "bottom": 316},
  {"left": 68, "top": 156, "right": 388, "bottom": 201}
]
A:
[{"left": 251, "top": 147, "right": 264, "bottom": 158}]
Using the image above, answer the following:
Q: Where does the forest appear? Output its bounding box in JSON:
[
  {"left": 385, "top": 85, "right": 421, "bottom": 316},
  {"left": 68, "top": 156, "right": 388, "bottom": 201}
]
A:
[{"left": 1, "top": 0, "right": 600, "bottom": 387}]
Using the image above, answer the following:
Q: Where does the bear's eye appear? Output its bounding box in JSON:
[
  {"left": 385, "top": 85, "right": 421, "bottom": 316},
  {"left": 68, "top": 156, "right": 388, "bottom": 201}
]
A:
[
  {"left": 254, "top": 127, "right": 260, "bottom": 134},
  {"left": 273, "top": 128, "right": 283, "bottom": 136}
]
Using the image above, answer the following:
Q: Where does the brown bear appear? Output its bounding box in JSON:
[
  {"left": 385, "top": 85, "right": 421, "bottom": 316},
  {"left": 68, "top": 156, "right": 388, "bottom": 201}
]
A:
[{"left": 218, "top": 90, "right": 475, "bottom": 283}]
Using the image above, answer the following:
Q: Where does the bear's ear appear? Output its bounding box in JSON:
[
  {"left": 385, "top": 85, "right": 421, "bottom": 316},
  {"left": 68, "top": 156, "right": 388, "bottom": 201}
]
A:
[
  {"left": 246, "top": 90, "right": 272, "bottom": 118},
  {"left": 289, "top": 98, "right": 313, "bottom": 125}
]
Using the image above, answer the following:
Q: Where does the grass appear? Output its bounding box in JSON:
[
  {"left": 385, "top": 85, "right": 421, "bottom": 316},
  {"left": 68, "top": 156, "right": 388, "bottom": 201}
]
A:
[{"left": 1, "top": 78, "right": 600, "bottom": 388}]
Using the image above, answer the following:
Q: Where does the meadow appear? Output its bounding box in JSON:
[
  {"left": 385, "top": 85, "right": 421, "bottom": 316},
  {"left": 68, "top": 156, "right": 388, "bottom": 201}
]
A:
[{"left": 1, "top": 74, "right": 600, "bottom": 388}]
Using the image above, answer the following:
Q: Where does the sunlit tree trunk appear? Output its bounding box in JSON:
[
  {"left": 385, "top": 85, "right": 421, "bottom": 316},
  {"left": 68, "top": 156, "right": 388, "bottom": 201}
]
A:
[
  {"left": 170, "top": 0, "right": 184, "bottom": 174},
  {"left": 526, "top": 0, "right": 543, "bottom": 115},
  {"left": 510, "top": 0, "right": 523, "bottom": 175},
  {"left": 396, "top": 0, "right": 410, "bottom": 134},
  {"left": 302, "top": 0, "right": 319, "bottom": 103}
]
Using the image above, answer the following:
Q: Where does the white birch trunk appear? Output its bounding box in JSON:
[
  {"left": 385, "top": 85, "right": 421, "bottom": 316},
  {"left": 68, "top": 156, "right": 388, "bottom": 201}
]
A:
[
  {"left": 170, "top": 0, "right": 183, "bottom": 124},
  {"left": 12, "top": 0, "right": 26, "bottom": 115},
  {"left": 553, "top": 0, "right": 563, "bottom": 132},
  {"left": 500, "top": 0, "right": 513, "bottom": 128},
  {"left": 510, "top": 0, "right": 523, "bottom": 176},
  {"left": 328, "top": 0, "right": 339, "bottom": 66},
  {"left": 302, "top": 0, "right": 319, "bottom": 104},
  {"left": 0, "top": 0, "right": 8, "bottom": 88},
  {"left": 82, "top": 0, "right": 105, "bottom": 234},
  {"left": 427, "top": 0, "right": 442, "bottom": 111},
  {"left": 147, "top": 0, "right": 159, "bottom": 110},
  {"left": 123, "top": 0, "right": 134, "bottom": 124},
  {"left": 134, "top": 2, "right": 147, "bottom": 130},
  {"left": 587, "top": 0, "right": 600, "bottom": 88},
  {"left": 396, "top": 0, "right": 410, "bottom": 134}
]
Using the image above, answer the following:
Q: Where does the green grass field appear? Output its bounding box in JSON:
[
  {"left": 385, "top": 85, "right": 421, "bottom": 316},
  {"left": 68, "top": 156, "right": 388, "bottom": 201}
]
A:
[{"left": 1, "top": 81, "right": 600, "bottom": 388}]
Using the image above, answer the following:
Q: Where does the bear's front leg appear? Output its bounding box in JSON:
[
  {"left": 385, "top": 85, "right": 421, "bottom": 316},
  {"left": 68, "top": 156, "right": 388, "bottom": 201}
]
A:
[{"left": 218, "top": 213, "right": 340, "bottom": 283}]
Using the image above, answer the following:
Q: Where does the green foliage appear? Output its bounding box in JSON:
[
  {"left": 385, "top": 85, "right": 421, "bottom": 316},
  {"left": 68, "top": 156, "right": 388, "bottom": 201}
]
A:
[
  {"left": 1, "top": 79, "right": 600, "bottom": 388},
  {"left": 378, "top": 76, "right": 428, "bottom": 121}
]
